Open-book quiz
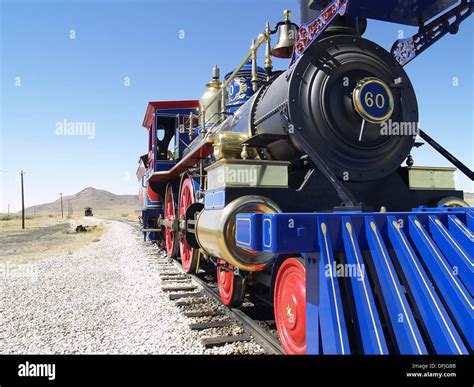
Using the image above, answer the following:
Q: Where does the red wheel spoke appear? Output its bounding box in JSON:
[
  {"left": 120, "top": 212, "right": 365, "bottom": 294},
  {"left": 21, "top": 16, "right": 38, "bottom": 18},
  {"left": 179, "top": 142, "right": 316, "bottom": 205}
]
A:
[
  {"left": 274, "top": 258, "right": 306, "bottom": 355},
  {"left": 217, "top": 260, "right": 246, "bottom": 307},
  {"left": 217, "top": 260, "right": 234, "bottom": 305},
  {"left": 164, "top": 184, "right": 175, "bottom": 257},
  {"left": 179, "top": 178, "right": 198, "bottom": 273}
]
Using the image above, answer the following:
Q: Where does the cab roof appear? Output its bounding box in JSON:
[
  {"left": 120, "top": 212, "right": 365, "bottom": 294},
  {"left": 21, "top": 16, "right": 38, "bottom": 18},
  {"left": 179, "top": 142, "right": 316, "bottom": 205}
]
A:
[
  {"left": 142, "top": 100, "right": 199, "bottom": 129},
  {"left": 309, "top": 0, "right": 460, "bottom": 26}
]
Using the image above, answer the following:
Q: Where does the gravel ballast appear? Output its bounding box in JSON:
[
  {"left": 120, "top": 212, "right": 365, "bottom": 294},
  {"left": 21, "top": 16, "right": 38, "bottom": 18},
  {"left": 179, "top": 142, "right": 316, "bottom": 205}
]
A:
[{"left": 0, "top": 221, "right": 264, "bottom": 354}]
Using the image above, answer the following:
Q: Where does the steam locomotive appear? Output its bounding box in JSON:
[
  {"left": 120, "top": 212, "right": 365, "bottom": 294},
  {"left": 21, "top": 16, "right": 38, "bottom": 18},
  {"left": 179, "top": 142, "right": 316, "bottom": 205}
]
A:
[{"left": 137, "top": 0, "right": 473, "bottom": 354}]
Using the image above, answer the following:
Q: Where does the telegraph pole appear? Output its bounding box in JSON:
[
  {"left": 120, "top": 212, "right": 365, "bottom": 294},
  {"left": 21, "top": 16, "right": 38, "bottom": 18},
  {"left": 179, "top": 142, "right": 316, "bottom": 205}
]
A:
[
  {"left": 59, "top": 193, "right": 64, "bottom": 219},
  {"left": 20, "top": 170, "right": 25, "bottom": 229}
]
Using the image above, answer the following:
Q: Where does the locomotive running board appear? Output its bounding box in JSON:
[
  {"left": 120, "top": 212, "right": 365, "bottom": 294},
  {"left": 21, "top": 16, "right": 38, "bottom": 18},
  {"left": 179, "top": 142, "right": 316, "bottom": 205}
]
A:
[
  {"left": 148, "top": 139, "right": 214, "bottom": 182},
  {"left": 235, "top": 207, "right": 473, "bottom": 354}
]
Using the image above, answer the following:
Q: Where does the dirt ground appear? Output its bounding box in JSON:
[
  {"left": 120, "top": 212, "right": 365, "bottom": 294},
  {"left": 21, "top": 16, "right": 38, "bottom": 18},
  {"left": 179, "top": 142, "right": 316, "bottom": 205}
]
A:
[{"left": 0, "top": 213, "right": 110, "bottom": 268}]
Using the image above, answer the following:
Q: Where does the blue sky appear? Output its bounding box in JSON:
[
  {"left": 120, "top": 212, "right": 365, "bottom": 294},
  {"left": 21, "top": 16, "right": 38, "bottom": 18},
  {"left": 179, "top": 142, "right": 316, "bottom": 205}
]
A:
[{"left": 1, "top": 0, "right": 472, "bottom": 211}]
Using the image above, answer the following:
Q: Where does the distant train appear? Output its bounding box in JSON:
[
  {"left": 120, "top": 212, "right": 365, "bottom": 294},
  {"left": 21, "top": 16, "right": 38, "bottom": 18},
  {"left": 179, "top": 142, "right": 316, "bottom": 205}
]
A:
[{"left": 136, "top": 0, "right": 473, "bottom": 354}]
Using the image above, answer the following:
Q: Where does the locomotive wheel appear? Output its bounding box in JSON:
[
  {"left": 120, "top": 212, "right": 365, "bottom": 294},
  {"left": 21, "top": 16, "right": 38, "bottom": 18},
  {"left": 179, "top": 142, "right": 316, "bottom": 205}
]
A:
[
  {"left": 178, "top": 177, "right": 199, "bottom": 273},
  {"left": 164, "top": 183, "right": 177, "bottom": 258},
  {"left": 217, "top": 260, "right": 246, "bottom": 307},
  {"left": 437, "top": 196, "right": 469, "bottom": 208},
  {"left": 274, "top": 258, "right": 306, "bottom": 355}
]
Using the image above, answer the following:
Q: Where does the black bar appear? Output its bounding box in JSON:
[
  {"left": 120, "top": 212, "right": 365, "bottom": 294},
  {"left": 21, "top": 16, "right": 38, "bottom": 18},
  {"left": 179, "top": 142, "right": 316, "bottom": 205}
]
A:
[
  {"left": 291, "top": 129, "right": 358, "bottom": 206},
  {"left": 419, "top": 129, "right": 474, "bottom": 181},
  {"left": 0, "top": 355, "right": 471, "bottom": 386},
  {"left": 280, "top": 108, "right": 357, "bottom": 207}
]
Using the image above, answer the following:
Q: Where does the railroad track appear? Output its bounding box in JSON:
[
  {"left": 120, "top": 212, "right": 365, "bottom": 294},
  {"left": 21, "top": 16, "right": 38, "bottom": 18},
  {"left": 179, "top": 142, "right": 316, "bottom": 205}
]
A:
[
  {"left": 154, "top": 250, "right": 283, "bottom": 354},
  {"left": 102, "top": 217, "right": 283, "bottom": 354}
]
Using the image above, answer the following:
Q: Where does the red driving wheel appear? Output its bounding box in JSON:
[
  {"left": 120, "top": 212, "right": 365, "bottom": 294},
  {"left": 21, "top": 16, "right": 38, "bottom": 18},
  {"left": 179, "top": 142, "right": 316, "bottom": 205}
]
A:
[
  {"left": 217, "top": 260, "right": 246, "bottom": 308},
  {"left": 178, "top": 178, "right": 199, "bottom": 273},
  {"left": 274, "top": 258, "right": 306, "bottom": 355},
  {"left": 164, "top": 183, "right": 176, "bottom": 258}
]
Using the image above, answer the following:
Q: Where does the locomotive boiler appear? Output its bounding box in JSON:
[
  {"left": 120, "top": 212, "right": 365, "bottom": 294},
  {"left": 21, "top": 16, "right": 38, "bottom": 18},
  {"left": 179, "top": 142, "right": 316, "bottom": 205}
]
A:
[{"left": 137, "top": 0, "right": 473, "bottom": 354}]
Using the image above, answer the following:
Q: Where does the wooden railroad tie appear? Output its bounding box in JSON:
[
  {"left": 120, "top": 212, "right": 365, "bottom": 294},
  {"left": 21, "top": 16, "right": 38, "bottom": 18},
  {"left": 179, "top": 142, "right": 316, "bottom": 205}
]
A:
[
  {"left": 175, "top": 298, "right": 206, "bottom": 307},
  {"left": 162, "top": 285, "right": 197, "bottom": 292},
  {"left": 189, "top": 321, "right": 233, "bottom": 330},
  {"left": 201, "top": 334, "right": 252, "bottom": 348},
  {"left": 160, "top": 273, "right": 188, "bottom": 277},
  {"left": 183, "top": 310, "right": 222, "bottom": 318},
  {"left": 169, "top": 292, "right": 202, "bottom": 301},
  {"left": 161, "top": 277, "right": 190, "bottom": 282}
]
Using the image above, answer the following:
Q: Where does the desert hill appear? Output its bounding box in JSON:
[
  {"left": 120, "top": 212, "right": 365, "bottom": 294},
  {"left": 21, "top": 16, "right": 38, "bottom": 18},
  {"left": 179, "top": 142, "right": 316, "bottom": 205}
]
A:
[
  {"left": 21, "top": 188, "right": 474, "bottom": 215},
  {"left": 24, "top": 187, "right": 138, "bottom": 215}
]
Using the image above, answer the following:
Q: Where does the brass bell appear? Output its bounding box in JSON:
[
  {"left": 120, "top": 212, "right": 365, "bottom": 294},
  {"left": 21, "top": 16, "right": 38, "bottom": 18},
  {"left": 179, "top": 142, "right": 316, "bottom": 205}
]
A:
[{"left": 271, "top": 10, "right": 298, "bottom": 59}]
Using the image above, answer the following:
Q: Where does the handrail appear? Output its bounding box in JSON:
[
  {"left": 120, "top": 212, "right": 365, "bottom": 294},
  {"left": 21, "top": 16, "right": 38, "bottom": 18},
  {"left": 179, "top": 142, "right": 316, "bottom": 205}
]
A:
[{"left": 200, "top": 31, "right": 270, "bottom": 130}]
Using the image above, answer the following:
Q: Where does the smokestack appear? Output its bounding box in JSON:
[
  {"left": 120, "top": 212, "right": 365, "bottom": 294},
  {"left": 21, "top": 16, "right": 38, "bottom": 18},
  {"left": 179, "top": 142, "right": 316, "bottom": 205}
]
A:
[
  {"left": 299, "top": 0, "right": 363, "bottom": 36},
  {"left": 299, "top": 0, "right": 320, "bottom": 24}
]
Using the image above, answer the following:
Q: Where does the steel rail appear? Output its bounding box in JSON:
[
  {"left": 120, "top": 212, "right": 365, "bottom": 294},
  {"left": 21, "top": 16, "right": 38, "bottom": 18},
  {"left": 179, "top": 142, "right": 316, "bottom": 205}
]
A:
[
  {"left": 103, "top": 217, "right": 284, "bottom": 354},
  {"left": 175, "top": 260, "right": 284, "bottom": 355}
]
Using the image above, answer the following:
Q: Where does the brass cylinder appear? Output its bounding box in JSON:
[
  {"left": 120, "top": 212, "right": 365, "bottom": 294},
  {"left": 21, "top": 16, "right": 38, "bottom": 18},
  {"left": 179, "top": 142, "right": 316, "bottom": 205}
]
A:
[
  {"left": 195, "top": 195, "right": 280, "bottom": 272},
  {"left": 211, "top": 131, "right": 257, "bottom": 161}
]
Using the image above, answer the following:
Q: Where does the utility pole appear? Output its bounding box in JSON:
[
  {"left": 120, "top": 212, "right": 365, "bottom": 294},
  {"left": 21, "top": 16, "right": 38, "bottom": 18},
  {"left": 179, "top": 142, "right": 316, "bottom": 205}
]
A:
[
  {"left": 20, "top": 170, "right": 25, "bottom": 229},
  {"left": 59, "top": 193, "right": 64, "bottom": 219}
]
